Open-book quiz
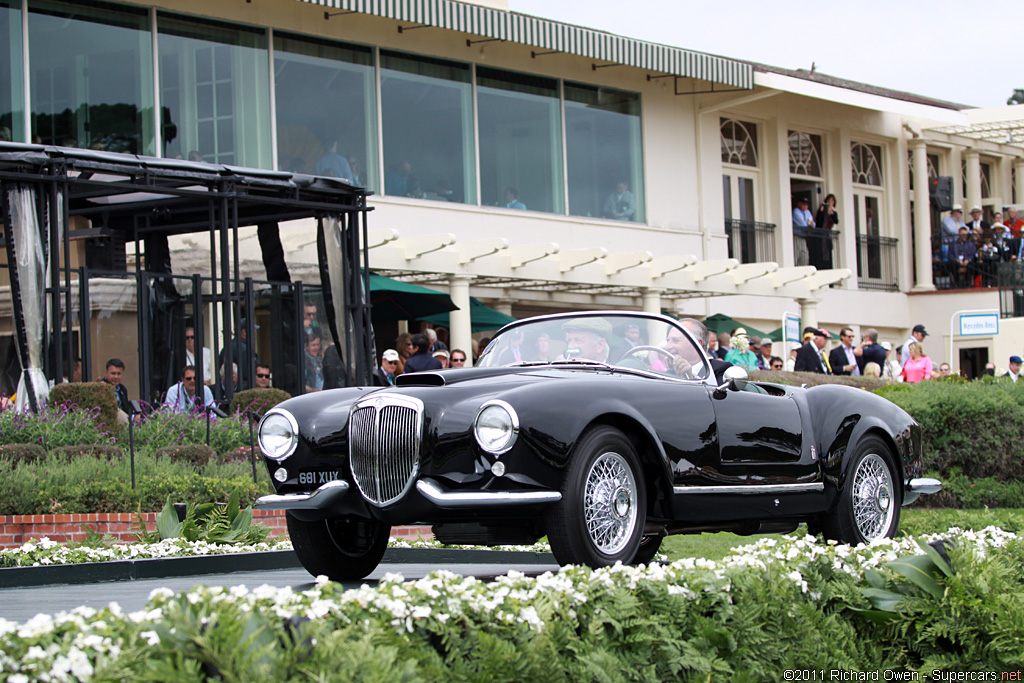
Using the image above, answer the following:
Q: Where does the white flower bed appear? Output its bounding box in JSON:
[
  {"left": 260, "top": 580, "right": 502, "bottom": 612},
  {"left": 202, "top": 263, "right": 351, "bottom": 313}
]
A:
[
  {"left": 0, "top": 527, "right": 1017, "bottom": 681},
  {"left": 0, "top": 536, "right": 553, "bottom": 569}
]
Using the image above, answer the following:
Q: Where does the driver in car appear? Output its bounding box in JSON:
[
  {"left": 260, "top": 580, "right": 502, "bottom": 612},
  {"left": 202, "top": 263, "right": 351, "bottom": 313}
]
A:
[
  {"left": 561, "top": 318, "right": 612, "bottom": 362},
  {"left": 648, "top": 325, "right": 703, "bottom": 379}
]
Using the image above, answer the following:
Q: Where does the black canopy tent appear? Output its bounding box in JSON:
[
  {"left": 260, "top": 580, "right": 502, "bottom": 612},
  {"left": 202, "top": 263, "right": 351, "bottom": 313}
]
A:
[{"left": 0, "top": 143, "right": 374, "bottom": 410}]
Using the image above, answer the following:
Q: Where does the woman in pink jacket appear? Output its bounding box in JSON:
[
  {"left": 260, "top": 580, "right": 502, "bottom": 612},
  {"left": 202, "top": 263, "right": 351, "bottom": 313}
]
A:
[{"left": 900, "top": 341, "right": 933, "bottom": 383}]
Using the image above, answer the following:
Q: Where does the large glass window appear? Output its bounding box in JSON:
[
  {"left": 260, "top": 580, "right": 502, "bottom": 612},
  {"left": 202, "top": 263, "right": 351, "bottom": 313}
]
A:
[
  {"left": 380, "top": 50, "right": 475, "bottom": 204},
  {"left": 477, "top": 67, "right": 563, "bottom": 214},
  {"left": 565, "top": 83, "right": 644, "bottom": 222},
  {"left": 721, "top": 118, "right": 759, "bottom": 167},
  {"left": 273, "top": 33, "right": 376, "bottom": 190},
  {"left": 0, "top": 0, "right": 23, "bottom": 143},
  {"left": 851, "top": 142, "right": 883, "bottom": 186},
  {"left": 28, "top": 0, "right": 153, "bottom": 154},
  {"left": 158, "top": 13, "right": 270, "bottom": 167}
]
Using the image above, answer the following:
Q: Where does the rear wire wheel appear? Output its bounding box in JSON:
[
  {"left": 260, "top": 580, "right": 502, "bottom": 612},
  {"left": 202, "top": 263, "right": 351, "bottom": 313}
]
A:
[
  {"left": 822, "top": 435, "right": 900, "bottom": 544},
  {"left": 547, "top": 426, "right": 647, "bottom": 567}
]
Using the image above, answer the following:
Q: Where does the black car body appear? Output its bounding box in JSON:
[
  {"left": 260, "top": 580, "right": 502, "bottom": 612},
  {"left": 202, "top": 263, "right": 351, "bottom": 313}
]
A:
[{"left": 256, "top": 311, "right": 940, "bottom": 579}]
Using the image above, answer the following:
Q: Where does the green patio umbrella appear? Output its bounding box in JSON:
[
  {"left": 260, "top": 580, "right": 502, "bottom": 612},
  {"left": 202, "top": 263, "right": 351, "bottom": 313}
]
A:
[
  {"left": 419, "top": 297, "right": 517, "bottom": 332},
  {"left": 701, "top": 313, "right": 770, "bottom": 339},
  {"left": 367, "top": 273, "right": 458, "bottom": 322}
]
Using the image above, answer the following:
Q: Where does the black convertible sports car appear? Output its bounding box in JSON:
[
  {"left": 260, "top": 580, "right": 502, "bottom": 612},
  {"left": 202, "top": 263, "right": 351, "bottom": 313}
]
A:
[{"left": 255, "top": 311, "right": 940, "bottom": 580}]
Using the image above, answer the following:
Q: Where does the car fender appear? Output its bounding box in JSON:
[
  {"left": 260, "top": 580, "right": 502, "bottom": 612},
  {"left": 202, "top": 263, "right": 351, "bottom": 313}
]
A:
[{"left": 803, "top": 384, "right": 920, "bottom": 499}]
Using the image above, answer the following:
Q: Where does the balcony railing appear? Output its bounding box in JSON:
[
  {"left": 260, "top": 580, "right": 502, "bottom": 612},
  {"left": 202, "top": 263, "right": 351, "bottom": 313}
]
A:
[
  {"left": 725, "top": 219, "right": 775, "bottom": 264},
  {"left": 792, "top": 226, "right": 839, "bottom": 271},
  {"left": 856, "top": 235, "right": 899, "bottom": 291},
  {"left": 933, "top": 236, "right": 1011, "bottom": 291},
  {"left": 998, "top": 262, "right": 1024, "bottom": 318}
]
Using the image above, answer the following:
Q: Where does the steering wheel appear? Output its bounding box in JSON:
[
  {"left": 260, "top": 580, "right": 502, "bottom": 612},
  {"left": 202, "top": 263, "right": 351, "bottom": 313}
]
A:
[
  {"left": 620, "top": 345, "right": 700, "bottom": 379},
  {"left": 619, "top": 345, "right": 679, "bottom": 370}
]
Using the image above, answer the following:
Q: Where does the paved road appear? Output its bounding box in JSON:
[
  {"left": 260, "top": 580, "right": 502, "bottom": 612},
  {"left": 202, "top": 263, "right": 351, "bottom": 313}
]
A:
[{"left": 0, "top": 562, "right": 560, "bottom": 623}]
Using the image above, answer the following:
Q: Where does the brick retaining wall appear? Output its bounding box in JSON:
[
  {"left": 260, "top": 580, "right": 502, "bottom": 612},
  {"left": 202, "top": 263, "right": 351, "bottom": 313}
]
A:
[{"left": 0, "top": 511, "right": 433, "bottom": 549}]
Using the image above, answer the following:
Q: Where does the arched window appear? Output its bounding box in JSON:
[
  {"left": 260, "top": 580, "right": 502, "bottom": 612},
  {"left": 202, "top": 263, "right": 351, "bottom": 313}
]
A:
[
  {"left": 788, "top": 131, "right": 822, "bottom": 177},
  {"left": 721, "top": 118, "right": 758, "bottom": 167},
  {"left": 851, "top": 142, "right": 883, "bottom": 186}
]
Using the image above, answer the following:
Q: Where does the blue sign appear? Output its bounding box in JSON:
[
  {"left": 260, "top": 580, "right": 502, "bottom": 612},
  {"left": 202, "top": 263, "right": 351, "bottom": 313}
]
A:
[{"left": 959, "top": 313, "right": 999, "bottom": 337}]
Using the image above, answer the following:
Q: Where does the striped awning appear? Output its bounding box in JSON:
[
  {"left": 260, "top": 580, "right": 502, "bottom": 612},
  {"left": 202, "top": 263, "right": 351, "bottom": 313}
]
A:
[{"left": 298, "top": 0, "right": 753, "bottom": 89}]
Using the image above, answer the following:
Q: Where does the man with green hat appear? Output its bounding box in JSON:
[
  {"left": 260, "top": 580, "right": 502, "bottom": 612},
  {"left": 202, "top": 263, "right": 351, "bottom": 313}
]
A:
[{"left": 561, "top": 317, "right": 613, "bottom": 363}]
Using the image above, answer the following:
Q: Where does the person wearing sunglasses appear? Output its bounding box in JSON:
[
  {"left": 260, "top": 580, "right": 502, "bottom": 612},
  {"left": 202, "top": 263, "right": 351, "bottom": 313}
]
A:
[
  {"left": 449, "top": 349, "right": 468, "bottom": 368},
  {"left": 184, "top": 327, "right": 213, "bottom": 386},
  {"left": 254, "top": 363, "right": 272, "bottom": 389},
  {"left": 163, "top": 364, "right": 215, "bottom": 412}
]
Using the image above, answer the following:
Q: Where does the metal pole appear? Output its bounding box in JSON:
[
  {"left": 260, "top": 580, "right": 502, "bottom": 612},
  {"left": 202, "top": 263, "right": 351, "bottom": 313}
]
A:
[
  {"left": 248, "top": 411, "right": 258, "bottom": 484},
  {"left": 129, "top": 415, "right": 136, "bottom": 490}
]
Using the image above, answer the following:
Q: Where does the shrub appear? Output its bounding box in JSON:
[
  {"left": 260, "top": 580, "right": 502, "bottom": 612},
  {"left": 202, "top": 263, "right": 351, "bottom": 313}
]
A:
[
  {"left": 0, "top": 401, "right": 116, "bottom": 449},
  {"left": 229, "top": 388, "right": 290, "bottom": 417},
  {"left": 48, "top": 444, "right": 124, "bottom": 461},
  {"left": 48, "top": 382, "right": 121, "bottom": 437},
  {"left": 155, "top": 444, "right": 216, "bottom": 467},
  {"left": 0, "top": 443, "right": 47, "bottom": 466},
  {"left": 130, "top": 409, "right": 251, "bottom": 455},
  {"left": 220, "top": 444, "right": 258, "bottom": 463},
  {"left": 875, "top": 379, "right": 1024, "bottom": 481},
  {"left": 750, "top": 369, "right": 888, "bottom": 390},
  {"left": 917, "top": 473, "right": 1024, "bottom": 509}
]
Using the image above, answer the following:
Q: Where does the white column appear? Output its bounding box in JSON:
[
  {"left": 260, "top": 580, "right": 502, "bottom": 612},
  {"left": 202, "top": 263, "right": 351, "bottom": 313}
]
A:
[
  {"left": 641, "top": 288, "right": 662, "bottom": 315},
  {"left": 1015, "top": 161, "right": 1024, "bottom": 207},
  {"left": 798, "top": 297, "right": 820, "bottom": 331},
  {"left": 911, "top": 140, "right": 936, "bottom": 292},
  {"left": 493, "top": 299, "right": 514, "bottom": 316},
  {"left": 964, "top": 150, "right": 982, "bottom": 216},
  {"left": 448, "top": 275, "right": 474, "bottom": 367}
]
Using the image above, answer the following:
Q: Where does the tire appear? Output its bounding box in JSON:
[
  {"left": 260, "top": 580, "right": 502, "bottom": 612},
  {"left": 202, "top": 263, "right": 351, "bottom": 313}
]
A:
[
  {"left": 547, "top": 426, "right": 647, "bottom": 567},
  {"left": 631, "top": 535, "right": 664, "bottom": 565},
  {"left": 286, "top": 513, "right": 391, "bottom": 581},
  {"left": 821, "top": 435, "right": 900, "bottom": 545}
]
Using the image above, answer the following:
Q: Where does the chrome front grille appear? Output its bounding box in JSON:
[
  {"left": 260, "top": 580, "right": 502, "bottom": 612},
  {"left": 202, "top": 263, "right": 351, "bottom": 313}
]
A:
[{"left": 348, "top": 395, "right": 423, "bottom": 506}]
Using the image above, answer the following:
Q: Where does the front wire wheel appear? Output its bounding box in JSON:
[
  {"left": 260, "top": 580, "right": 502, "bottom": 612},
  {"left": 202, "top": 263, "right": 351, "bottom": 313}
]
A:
[
  {"left": 547, "top": 426, "right": 647, "bottom": 567},
  {"left": 287, "top": 513, "right": 391, "bottom": 581},
  {"left": 851, "top": 453, "right": 896, "bottom": 540},
  {"left": 822, "top": 435, "right": 900, "bottom": 545}
]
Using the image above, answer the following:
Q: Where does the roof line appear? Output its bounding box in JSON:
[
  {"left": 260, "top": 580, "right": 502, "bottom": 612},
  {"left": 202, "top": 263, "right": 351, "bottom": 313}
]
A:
[{"left": 300, "top": 0, "right": 753, "bottom": 88}]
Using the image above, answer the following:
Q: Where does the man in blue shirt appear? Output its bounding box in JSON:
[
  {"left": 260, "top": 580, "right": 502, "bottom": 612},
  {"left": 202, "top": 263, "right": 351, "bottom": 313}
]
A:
[
  {"left": 311, "top": 140, "right": 353, "bottom": 182},
  {"left": 163, "top": 365, "right": 215, "bottom": 412}
]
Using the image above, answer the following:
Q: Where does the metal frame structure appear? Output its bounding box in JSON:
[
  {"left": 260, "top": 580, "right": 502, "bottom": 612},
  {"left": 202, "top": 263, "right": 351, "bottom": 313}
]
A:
[{"left": 1, "top": 143, "right": 374, "bottom": 409}]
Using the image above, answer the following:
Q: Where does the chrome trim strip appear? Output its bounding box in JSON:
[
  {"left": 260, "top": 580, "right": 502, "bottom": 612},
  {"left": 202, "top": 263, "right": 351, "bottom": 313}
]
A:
[
  {"left": 907, "top": 477, "right": 942, "bottom": 494},
  {"left": 254, "top": 480, "right": 350, "bottom": 511},
  {"left": 416, "top": 478, "right": 561, "bottom": 508},
  {"left": 673, "top": 482, "right": 825, "bottom": 495}
]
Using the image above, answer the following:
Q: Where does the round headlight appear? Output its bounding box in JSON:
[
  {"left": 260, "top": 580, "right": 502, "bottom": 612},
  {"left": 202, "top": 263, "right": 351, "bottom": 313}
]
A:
[
  {"left": 474, "top": 400, "right": 519, "bottom": 455},
  {"left": 258, "top": 410, "right": 298, "bottom": 461}
]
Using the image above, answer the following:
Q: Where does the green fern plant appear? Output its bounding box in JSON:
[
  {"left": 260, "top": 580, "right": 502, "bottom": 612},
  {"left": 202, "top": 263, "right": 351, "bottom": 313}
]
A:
[{"left": 136, "top": 492, "right": 270, "bottom": 545}]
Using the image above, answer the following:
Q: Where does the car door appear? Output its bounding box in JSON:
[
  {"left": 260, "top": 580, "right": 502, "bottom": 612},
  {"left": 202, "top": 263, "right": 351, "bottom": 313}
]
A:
[{"left": 709, "top": 384, "right": 814, "bottom": 484}]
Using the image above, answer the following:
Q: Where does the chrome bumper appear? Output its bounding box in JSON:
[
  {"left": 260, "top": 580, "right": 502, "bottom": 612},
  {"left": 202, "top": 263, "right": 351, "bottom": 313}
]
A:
[
  {"left": 254, "top": 480, "right": 350, "bottom": 511},
  {"left": 902, "top": 477, "right": 943, "bottom": 506},
  {"left": 416, "top": 478, "right": 561, "bottom": 508}
]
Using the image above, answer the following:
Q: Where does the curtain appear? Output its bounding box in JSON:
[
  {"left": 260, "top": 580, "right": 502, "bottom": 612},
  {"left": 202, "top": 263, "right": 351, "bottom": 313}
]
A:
[{"left": 9, "top": 185, "right": 49, "bottom": 412}]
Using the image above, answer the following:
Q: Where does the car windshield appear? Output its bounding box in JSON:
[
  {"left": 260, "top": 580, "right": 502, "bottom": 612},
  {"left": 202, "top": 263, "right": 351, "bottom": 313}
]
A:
[{"left": 477, "top": 313, "right": 710, "bottom": 381}]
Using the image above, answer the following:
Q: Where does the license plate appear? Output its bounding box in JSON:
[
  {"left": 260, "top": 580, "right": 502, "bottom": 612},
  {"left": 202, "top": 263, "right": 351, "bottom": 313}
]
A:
[{"left": 298, "top": 469, "right": 341, "bottom": 486}]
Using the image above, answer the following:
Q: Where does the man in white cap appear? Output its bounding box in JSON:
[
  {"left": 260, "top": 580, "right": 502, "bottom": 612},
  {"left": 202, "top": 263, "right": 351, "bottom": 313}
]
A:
[
  {"left": 375, "top": 349, "right": 400, "bottom": 386},
  {"left": 966, "top": 206, "right": 990, "bottom": 236},
  {"left": 941, "top": 205, "right": 966, "bottom": 242},
  {"left": 756, "top": 338, "right": 774, "bottom": 370},
  {"left": 785, "top": 341, "right": 801, "bottom": 372}
]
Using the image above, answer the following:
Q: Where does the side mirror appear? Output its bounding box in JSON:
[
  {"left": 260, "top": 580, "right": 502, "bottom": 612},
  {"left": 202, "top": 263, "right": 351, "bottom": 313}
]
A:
[{"left": 714, "top": 365, "right": 749, "bottom": 397}]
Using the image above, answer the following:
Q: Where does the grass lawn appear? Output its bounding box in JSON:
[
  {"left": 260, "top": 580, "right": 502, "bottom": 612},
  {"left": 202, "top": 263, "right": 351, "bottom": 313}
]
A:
[{"left": 660, "top": 507, "right": 1024, "bottom": 563}]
